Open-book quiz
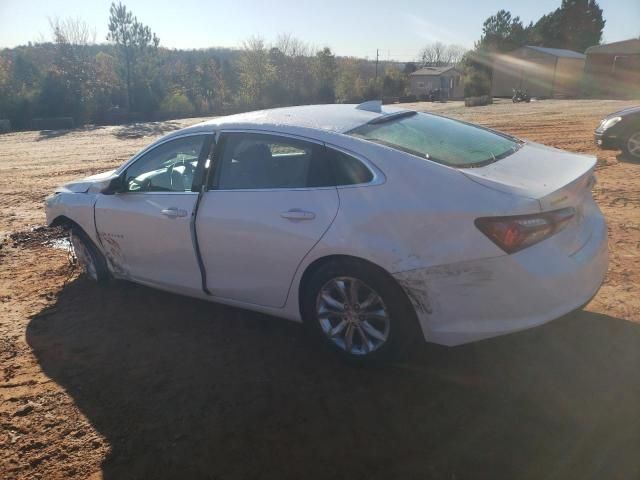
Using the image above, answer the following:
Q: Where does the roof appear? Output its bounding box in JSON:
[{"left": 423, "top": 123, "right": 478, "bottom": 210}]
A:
[
  {"left": 195, "top": 104, "right": 408, "bottom": 134},
  {"left": 409, "top": 66, "right": 460, "bottom": 76},
  {"left": 586, "top": 39, "right": 640, "bottom": 55},
  {"left": 523, "top": 46, "right": 586, "bottom": 59}
]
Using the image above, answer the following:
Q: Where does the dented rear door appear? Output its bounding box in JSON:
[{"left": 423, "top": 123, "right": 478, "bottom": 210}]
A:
[{"left": 196, "top": 131, "right": 339, "bottom": 308}]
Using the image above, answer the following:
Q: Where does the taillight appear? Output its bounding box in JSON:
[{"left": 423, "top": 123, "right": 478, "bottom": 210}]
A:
[{"left": 475, "top": 207, "right": 575, "bottom": 254}]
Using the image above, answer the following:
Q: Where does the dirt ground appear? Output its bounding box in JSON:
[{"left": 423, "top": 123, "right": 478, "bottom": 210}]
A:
[{"left": 1, "top": 100, "right": 639, "bottom": 480}]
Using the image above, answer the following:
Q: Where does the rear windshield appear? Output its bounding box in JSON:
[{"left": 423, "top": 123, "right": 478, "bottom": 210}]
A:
[{"left": 347, "top": 112, "right": 520, "bottom": 168}]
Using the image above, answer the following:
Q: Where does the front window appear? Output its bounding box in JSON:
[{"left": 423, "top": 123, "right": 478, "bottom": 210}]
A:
[
  {"left": 125, "top": 135, "right": 208, "bottom": 192},
  {"left": 348, "top": 112, "right": 520, "bottom": 168}
]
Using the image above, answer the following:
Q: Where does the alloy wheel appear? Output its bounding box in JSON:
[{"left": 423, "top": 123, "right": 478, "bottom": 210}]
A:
[
  {"left": 316, "top": 277, "right": 390, "bottom": 355},
  {"left": 627, "top": 132, "right": 640, "bottom": 158}
]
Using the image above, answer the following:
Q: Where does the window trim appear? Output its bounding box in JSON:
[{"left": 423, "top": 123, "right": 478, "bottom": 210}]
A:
[
  {"left": 208, "top": 129, "right": 382, "bottom": 192},
  {"left": 118, "top": 132, "right": 212, "bottom": 195}
]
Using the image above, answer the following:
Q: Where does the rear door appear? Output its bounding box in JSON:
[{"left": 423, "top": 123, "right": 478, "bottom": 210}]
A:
[
  {"left": 196, "top": 132, "right": 339, "bottom": 307},
  {"left": 95, "top": 133, "right": 213, "bottom": 295}
]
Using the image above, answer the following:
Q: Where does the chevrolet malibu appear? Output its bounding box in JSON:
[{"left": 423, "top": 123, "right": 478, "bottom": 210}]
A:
[{"left": 45, "top": 102, "right": 608, "bottom": 363}]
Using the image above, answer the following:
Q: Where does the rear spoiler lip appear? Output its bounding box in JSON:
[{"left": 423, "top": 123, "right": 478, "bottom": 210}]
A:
[
  {"left": 459, "top": 143, "right": 596, "bottom": 206},
  {"left": 367, "top": 110, "right": 417, "bottom": 125}
]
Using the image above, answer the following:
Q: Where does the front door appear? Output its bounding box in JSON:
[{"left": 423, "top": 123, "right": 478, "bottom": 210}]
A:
[
  {"left": 196, "top": 132, "right": 339, "bottom": 307},
  {"left": 95, "top": 134, "right": 212, "bottom": 295}
]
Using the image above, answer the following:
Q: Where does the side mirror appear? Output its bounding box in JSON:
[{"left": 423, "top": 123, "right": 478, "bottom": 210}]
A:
[{"left": 99, "top": 174, "right": 126, "bottom": 195}]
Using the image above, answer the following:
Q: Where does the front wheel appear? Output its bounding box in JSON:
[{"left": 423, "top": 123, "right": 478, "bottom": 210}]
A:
[
  {"left": 623, "top": 131, "right": 640, "bottom": 160},
  {"left": 69, "top": 227, "right": 110, "bottom": 284},
  {"left": 301, "top": 259, "right": 419, "bottom": 364}
]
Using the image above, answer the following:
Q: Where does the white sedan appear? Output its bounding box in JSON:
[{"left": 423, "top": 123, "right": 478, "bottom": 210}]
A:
[{"left": 45, "top": 102, "right": 608, "bottom": 363}]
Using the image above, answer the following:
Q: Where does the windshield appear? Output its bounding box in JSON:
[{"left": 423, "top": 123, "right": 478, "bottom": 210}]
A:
[{"left": 348, "top": 112, "right": 520, "bottom": 167}]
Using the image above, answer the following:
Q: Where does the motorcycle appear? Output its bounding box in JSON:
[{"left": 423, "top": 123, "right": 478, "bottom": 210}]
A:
[{"left": 512, "top": 88, "right": 531, "bottom": 103}]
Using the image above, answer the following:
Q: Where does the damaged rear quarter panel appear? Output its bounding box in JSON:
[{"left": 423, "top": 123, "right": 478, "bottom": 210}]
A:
[{"left": 395, "top": 262, "right": 496, "bottom": 312}]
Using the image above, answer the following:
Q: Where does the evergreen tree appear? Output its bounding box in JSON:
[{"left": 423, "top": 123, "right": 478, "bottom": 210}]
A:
[
  {"left": 533, "top": 0, "right": 605, "bottom": 52},
  {"left": 107, "top": 2, "right": 160, "bottom": 112}
]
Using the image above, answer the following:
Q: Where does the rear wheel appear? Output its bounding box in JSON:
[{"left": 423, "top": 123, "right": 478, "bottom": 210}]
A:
[
  {"left": 69, "top": 227, "right": 110, "bottom": 284},
  {"left": 623, "top": 131, "right": 640, "bottom": 160},
  {"left": 302, "top": 259, "right": 418, "bottom": 364}
]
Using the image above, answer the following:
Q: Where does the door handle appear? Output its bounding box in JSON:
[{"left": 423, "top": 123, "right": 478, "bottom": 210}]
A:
[
  {"left": 280, "top": 209, "right": 316, "bottom": 221},
  {"left": 161, "top": 207, "right": 188, "bottom": 218}
]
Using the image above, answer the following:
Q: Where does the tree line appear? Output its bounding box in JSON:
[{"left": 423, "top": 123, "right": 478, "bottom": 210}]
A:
[
  {"left": 0, "top": 0, "right": 607, "bottom": 130},
  {"left": 0, "top": 2, "right": 411, "bottom": 130}
]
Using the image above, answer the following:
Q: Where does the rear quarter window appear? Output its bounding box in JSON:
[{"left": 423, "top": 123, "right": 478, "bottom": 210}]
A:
[{"left": 328, "top": 148, "right": 374, "bottom": 185}]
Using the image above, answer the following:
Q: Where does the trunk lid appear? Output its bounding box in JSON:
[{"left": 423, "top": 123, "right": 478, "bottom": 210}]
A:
[
  {"left": 462, "top": 142, "right": 599, "bottom": 256},
  {"left": 460, "top": 142, "right": 596, "bottom": 210}
]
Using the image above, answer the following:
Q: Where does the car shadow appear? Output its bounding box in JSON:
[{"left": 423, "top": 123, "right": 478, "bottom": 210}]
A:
[
  {"left": 36, "top": 125, "right": 106, "bottom": 141},
  {"left": 27, "top": 277, "right": 640, "bottom": 479},
  {"left": 616, "top": 152, "right": 640, "bottom": 164},
  {"left": 113, "top": 121, "right": 182, "bottom": 140}
]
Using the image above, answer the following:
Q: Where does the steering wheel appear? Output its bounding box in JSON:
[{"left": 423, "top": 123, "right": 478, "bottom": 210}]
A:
[{"left": 126, "top": 177, "right": 146, "bottom": 191}]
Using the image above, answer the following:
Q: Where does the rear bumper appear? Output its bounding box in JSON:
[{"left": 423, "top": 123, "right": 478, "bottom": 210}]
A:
[{"left": 394, "top": 207, "right": 608, "bottom": 346}]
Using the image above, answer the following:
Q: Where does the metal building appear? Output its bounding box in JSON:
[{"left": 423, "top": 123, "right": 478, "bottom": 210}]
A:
[
  {"left": 584, "top": 39, "right": 640, "bottom": 98},
  {"left": 491, "top": 46, "right": 586, "bottom": 98}
]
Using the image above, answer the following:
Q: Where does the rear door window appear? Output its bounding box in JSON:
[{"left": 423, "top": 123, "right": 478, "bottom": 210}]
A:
[{"left": 213, "top": 133, "right": 332, "bottom": 189}]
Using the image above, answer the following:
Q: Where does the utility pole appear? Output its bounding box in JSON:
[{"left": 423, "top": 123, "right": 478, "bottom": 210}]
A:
[{"left": 375, "top": 49, "right": 379, "bottom": 83}]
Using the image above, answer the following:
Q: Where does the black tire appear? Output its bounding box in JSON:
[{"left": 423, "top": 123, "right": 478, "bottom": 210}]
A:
[
  {"left": 69, "top": 227, "right": 110, "bottom": 285},
  {"left": 622, "top": 130, "right": 640, "bottom": 160},
  {"left": 301, "top": 258, "right": 419, "bottom": 365}
]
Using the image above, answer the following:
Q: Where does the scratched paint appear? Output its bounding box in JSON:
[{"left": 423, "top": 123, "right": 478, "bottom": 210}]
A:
[
  {"left": 99, "top": 234, "right": 128, "bottom": 277},
  {"left": 394, "top": 261, "right": 496, "bottom": 317}
]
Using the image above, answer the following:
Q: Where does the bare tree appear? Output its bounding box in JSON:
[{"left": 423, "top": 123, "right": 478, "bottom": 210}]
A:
[
  {"left": 48, "top": 17, "right": 96, "bottom": 76},
  {"left": 275, "top": 33, "right": 309, "bottom": 57},
  {"left": 419, "top": 42, "right": 467, "bottom": 66},
  {"left": 41, "top": 17, "right": 97, "bottom": 122},
  {"left": 445, "top": 44, "right": 467, "bottom": 65},
  {"left": 49, "top": 17, "right": 96, "bottom": 46}
]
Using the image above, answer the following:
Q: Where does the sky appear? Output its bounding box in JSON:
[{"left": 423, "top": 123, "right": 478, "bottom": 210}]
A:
[{"left": 0, "top": 0, "right": 638, "bottom": 60}]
